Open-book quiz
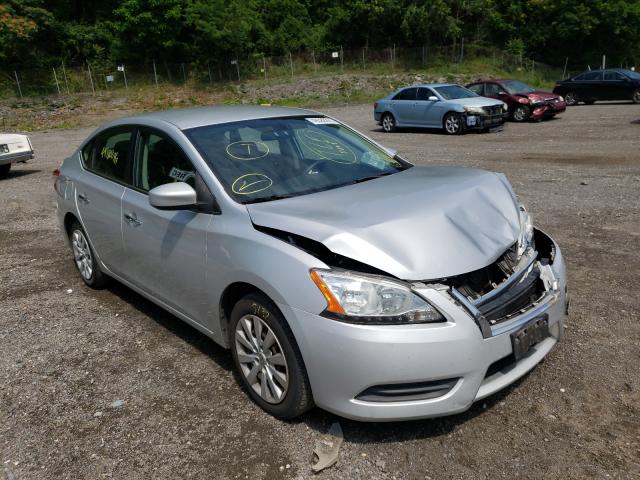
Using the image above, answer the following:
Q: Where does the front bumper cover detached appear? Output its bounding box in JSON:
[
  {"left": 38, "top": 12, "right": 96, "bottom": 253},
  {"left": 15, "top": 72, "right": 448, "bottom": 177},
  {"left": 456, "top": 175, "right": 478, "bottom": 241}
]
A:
[{"left": 279, "top": 229, "right": 568, "bottom": 421}]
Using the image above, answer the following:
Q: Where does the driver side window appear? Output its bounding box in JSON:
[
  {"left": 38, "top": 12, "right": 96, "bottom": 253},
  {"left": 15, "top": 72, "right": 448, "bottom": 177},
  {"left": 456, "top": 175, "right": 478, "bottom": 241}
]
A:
[
  {"left": 135, "top": 130, "right": 196, "bottom": 192},
  {"left": 485, "top": 83, "right": 501, "bottom": 96}
]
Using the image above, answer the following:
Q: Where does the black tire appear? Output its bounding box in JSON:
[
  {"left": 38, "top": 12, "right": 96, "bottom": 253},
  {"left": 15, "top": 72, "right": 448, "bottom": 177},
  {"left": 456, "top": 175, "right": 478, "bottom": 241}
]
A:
[
  {"left": 0, "top": 163, "right": 11, "bottom": 179},
  {"left": 68, "top": 221, "right": 109, "bottom": 289},
  {"left": 633, "top": 89, "right": 640, "bottom": 104},
  {"left": 564, "top": 91, "right": 578, "bottom": 106},
  {"left": 381, "top": 112, "right": 396, "bottom": 132},
  {"left": 443, "top": 112, "right": 464, "bottom": 135},
  {"left": 229, "top": 293, "right": 313, "bottom": 419},
  {"left": 512, "top": 104, "right": 530, "bottom": 122}
]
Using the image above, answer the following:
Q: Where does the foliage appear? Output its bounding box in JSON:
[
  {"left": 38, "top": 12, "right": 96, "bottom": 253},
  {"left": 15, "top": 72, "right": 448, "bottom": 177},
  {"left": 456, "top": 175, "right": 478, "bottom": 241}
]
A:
[{"left": 0, "top": 0, "right": 638, "bottom": 68}]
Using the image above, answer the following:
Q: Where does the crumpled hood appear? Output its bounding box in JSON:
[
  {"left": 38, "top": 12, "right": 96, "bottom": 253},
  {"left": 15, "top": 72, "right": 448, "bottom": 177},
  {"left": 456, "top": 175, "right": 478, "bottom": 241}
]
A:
[
  {"left": 523, "top": 90, "right": 560, "bottom": 102},
  {"left": 247, "top": 166, "right": 521, "bottom": 280}
]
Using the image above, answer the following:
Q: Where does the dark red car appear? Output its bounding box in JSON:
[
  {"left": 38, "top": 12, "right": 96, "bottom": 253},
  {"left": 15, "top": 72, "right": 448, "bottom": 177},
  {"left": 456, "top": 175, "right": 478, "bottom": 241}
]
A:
[{"left": 466, "top": 79, "right": 566, "bottom": 122}]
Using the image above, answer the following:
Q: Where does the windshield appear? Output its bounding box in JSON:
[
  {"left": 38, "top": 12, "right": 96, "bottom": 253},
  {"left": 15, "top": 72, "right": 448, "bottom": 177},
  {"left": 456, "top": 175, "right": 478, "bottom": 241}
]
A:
[
  {"left": 622, "top": 69, "right": 640, "bottom": 80},
  {"left": 186, "top": 117, "right": 410, "bottom": 203},
  {"left": 434, "top": 85, "right": 478, "bottom": 100},
  {"left": 502, "top": 80, "right": 535, "bottom": 94}
]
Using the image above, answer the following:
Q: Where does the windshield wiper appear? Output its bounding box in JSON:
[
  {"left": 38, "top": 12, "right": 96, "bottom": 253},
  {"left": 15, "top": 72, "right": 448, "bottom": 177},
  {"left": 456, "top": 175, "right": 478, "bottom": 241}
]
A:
[
  {"left": 349, "top": 171, "right": 394, "bottom": 185},
  {"left": 245, "top": 193, "right": 298, "bottom": 204}
]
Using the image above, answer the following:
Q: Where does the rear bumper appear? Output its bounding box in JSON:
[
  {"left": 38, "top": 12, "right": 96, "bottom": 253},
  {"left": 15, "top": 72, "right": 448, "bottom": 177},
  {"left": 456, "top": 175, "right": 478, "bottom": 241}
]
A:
[
  {"left": 0, "top": 151, "right": 34, "bottom": 165},
  {"left": 280, "top": 231, "right": 567, "bottom": 421}
]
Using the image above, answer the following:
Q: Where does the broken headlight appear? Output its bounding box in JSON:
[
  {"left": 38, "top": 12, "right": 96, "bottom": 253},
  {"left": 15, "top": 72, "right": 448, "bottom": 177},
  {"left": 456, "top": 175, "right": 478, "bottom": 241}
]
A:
[
  {"left": 464, "top": 106, "right": 484, "bottom": 115},
  {"left": 517, "top": 203, "right": 534, "bottom": 257},
  {"left": 310, "top": 269, "right": 445, "bottom": 324}
]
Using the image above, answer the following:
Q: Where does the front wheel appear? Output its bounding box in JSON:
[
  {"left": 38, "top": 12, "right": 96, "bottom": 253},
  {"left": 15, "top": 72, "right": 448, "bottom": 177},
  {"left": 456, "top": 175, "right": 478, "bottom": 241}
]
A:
[
  {"left": 381, "top": 113, "right": 396, "bottom": 132},
  {"left": 0, "top": 163, "right": 11, "bottom": 179},
  {"left": 69, "top": 221, "right": 108, "bottom": 288},
  {"left": 512, "top": 105, "right": 530, "bottom": 122},
  {"left": 564, "top": 91, "right": 578, "bottom": 106},
  {"left": 230, "top": 293, "right": 313, "bottom": 419},
  {"left": 632, "top": 89, "right": 640, "bottom": 104},
  {"left": 443, "top": 112, "right": 463, "bottom": 135}
]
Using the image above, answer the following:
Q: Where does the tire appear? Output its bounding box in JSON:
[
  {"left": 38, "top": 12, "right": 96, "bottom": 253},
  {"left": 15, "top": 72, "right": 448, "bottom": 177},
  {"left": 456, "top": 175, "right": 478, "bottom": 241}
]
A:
[
  {"left": 564, "top": 91, "right": 578, "bottom": 106},
  {"left": 512, "top": 104, "right": 530, "bottom": 122},
  {"left": 381, "top": 113, "right": 396, "bottom": 132},
  {"left": 632, "top": 89, "right": 640, "bottom": 104},
  {"left": 0, "top": 163, "right": 11, "bottom": 179},
  {"left": 443, "top": 112, "right": 463, "bottom": 135},
  {"left": 229, "top": 293, "right": 313, "bottom": 419},
  {"left": 68, "top": 221, "right": 108, "bottom": 289}
]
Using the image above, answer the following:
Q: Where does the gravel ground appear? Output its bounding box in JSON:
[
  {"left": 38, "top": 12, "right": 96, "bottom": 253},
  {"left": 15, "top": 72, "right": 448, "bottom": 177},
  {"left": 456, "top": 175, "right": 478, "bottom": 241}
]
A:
[{"left": 1, "top": 102, "right": 639, "bottom": 480}]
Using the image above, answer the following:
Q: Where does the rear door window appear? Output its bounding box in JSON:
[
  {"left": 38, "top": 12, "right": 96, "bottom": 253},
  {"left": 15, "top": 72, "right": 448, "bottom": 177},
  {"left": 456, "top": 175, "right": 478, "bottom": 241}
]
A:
[
  {"left": 485, "top": 83, "right": 502, "bottom": 95},
  {"left": 582, "top": 71, "right": 603, "bottom": 81},
  {"left": 393, "top": 88, "right": 418, "bottom": 100},
  {"left": 467, "top": 84, "right": 484, "bottom": 95},
  {"left": 603, "top": 71, "right": 625, "bottom": 80},
  {"left": 86, "top": 128, "right": 133, "bottom": 183}
]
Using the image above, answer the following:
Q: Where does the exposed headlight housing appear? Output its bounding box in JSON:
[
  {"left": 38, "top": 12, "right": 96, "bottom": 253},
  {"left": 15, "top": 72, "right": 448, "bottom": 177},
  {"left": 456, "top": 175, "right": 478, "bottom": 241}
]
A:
[
  {"left": 310, "top": 269, "right": 445, "bottom": 324},
  {"left": 502, "top": 103, "right": 508, "bottom": 112},
  {"left": 517, "top": 203, "right": 534, "bottom": 257},
  {"left": 464, "top": 106, "right": 484, "bottom": 114}
]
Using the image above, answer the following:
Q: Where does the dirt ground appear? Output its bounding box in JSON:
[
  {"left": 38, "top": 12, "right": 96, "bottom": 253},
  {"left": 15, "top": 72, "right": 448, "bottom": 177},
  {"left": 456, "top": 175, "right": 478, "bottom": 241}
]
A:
[{"left": 1, "top": 102, "right": 639, "bottom": 480}]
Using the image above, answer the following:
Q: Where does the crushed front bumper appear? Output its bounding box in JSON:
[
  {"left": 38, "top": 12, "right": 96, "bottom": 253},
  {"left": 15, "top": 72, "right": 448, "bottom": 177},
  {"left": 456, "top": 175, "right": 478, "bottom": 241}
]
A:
[
  {"left": 531, "top": 99, "right": 567, "bottom": 119},
  {"left": 280, "top": 230, "right": 567, "bottom": 421}
]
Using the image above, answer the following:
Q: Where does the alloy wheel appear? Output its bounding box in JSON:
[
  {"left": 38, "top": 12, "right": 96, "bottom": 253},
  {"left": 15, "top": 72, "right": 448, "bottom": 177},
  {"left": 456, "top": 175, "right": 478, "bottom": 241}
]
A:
[
  {"left": 71, "top": 229, "right": 93, "bottom": 280},
  {"left": 633, "top": 89, "right": 640, "bottom": 104},
  {"left": 235, "top": 314, "right": 289, "bottom": 404},
  {"left": 565, "top": 92, "right": 577, "bottom": 106},
  {"left": 444, "top": 114, "right": 461, "bottom": 134},
  {"left": 382, "top": 114, "right": 395, "bottom": 132},
  {"left": 513, "top": 105, "right": 528, "bottom": 122}
]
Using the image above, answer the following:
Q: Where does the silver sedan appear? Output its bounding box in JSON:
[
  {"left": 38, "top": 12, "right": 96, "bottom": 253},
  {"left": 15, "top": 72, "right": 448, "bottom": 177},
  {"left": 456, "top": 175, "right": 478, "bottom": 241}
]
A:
[{"left": 55, "top": 106, "right": 568, "bottom": 421}]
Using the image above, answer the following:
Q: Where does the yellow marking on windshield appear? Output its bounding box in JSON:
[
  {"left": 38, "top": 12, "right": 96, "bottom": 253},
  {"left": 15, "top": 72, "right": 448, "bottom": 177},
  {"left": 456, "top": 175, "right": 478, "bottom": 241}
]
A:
[
  {"left": 232, "top": 173, "right": 273, "bottom": 195},
  {"left": 297, "top": 129, "right": 357, "bottom": 164},
  {"left": 226, "top": 141, "right": 270, "bottom": 160}
]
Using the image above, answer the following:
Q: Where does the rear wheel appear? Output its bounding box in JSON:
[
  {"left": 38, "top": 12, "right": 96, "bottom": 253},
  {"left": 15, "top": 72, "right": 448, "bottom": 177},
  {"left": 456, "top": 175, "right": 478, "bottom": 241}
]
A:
[
  {"left": 443, "top": 112, "right": 463, "bottom": 135},
  {"left": 512, "top": 105, "right": 530, "bottom": 122},
  {"left": 230, "top": 293, "right": 313, "bottom": 419},
  {"left": 0, "top": 163, "right": 11, "bottom": 178},
  {"left": 381, "top": 113, "right": 396, "bottom": 132},
  {"left": 564, "top": 91, "right": 578, "bottom": 106},
  {"left": 632, "top": 89, "right": 640, "bottom": 104},
  {"left": 69, "top": 221, "right": 108, "bottom": 289}
]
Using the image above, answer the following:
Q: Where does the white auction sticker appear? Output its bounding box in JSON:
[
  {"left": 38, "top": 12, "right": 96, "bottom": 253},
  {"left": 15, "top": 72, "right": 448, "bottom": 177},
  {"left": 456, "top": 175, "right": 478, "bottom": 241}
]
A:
[{"left": 306, "top": 117, "right": 339, "bottom": 125}]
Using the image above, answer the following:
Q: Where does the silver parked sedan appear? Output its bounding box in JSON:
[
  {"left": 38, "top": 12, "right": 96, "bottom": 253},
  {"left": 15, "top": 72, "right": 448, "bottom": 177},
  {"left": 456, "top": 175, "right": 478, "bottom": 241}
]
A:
[
  {"left": 55, "top": 106, "right": 568, "bottom": 421},
  {"left": 374, "top": 83, "right": 508, "bottom": 134}
]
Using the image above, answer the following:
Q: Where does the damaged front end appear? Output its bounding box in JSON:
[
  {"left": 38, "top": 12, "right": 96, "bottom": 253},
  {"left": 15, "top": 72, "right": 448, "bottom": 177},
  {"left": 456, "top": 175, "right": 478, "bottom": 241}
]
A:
[{"left": 434, "top": 228, "right": 561, "bottom": 338}]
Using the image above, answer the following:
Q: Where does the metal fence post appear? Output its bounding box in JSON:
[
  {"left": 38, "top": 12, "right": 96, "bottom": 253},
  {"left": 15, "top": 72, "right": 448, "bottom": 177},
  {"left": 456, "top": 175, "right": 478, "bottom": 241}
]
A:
[
  {"left": 340, "top": 46, "right": 344, "bottom": 73},
  {"left": 14, "top": 71, "right": 22, "bottom": 99},
  {"left": 362, "top": 48, "right": 366, "bottom": 70},
  {"left": 153, "top": 60, "right": 159, "bottom": 88},
  {"left": 53, "top": 67, "right": 61, "bottom": 94},
  {"left": 460, "top": 37, "right": 464, "bottom": 63},
  {"left": 207, "top": 62, "right": 213, "bottom": 83},
  {"left": 181, "top": 63, "right": 187, "bottom": 83},
  {"left": 122, "top": 65, "right": 128, "bottom": 89},
  {"left": 61, "top": 61, "right": 70, "bottom": 94},
  {"left": 311, "top": 51, "right": 317, "bottom": 73},
  {"left": 289, "top": 52, "right": 294, "bottom": 79},
  {"left": 87, "top": 63, "right": 95, "bottom": 95},
  {"left": 262, "top": 56, "right": 267, "bottom": 80}
]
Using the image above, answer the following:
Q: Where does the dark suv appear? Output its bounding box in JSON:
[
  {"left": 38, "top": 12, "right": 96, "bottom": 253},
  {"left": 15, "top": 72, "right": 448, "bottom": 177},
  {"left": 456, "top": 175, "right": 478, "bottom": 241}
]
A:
[{"left": 553, "top": 69, "right": 640, "bottom": 105}]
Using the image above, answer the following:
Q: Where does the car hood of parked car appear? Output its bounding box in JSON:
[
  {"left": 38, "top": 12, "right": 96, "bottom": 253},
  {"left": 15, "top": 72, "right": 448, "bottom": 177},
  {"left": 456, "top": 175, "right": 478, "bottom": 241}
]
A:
[
  {"left": 246, "top": 166, "right": 521, "bottom": 280},
  {"left": 446, "top": 97, "right": 505, "bottom": 108}
]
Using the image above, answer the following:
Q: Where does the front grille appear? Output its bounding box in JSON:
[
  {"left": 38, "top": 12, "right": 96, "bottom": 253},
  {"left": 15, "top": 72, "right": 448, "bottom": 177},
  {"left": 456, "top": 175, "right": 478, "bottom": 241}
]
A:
[
  {"left": 476, "top": 268, "right": 543, "bottom": 323},
  {"left": 355, "top": 378, "right": 459, "bottom": 403},
  {"left": 482, "top": 105, "right": 503, "bottom": 116}
]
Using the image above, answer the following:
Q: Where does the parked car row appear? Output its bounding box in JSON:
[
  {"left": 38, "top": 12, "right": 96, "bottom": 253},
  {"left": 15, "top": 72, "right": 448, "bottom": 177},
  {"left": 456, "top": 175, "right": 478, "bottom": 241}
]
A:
[{"left": 553, "top": 68, "right": 640, "bottom": 105}]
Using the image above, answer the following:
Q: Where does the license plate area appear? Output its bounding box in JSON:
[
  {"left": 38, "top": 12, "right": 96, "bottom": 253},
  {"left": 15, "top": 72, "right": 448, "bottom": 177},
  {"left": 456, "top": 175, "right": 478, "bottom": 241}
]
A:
[
  {"left": 510, "top": 314, "right": 549, "bottom": 361},
  {"left": 0, "top": 144, "right": 8, "bottom": 153}
]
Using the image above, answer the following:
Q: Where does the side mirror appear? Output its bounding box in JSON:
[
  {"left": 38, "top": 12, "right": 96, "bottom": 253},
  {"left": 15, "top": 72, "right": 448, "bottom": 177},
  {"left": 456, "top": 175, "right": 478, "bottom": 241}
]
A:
[
  {"left": 428, "top": 96, "right": 439, "bottom": 101},
  {"left": 149, "top": 182, "right": 197, "bottom": 210}
]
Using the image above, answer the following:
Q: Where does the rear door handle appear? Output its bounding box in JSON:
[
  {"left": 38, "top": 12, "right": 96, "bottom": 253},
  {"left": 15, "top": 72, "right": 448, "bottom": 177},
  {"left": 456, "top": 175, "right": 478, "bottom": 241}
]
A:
[
  {"left": 123, "top": 212, "right": 142, "bottom": 226},
  {"left": 77, "top": 193, "right": 89, "bottom": 204}
]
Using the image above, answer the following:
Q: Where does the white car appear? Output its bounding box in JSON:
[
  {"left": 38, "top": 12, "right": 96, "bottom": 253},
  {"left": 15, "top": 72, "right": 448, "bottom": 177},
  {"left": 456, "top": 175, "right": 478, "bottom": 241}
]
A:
[{"left": 0, "top": 133, "right": 34, "bottom": 178}]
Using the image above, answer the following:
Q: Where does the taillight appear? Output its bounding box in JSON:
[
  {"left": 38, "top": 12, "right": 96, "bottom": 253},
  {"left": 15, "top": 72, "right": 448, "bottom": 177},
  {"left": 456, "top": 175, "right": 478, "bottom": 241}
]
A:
[{"left": 554, "top": 83, "right": 561, "bottom": 88}]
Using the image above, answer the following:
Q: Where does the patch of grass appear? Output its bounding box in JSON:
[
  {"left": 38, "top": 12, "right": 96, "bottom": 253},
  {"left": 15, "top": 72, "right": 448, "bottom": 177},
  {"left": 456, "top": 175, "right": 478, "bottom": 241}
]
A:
[{"left": 51, "top": 120, "right": 80, "bottom": 129}]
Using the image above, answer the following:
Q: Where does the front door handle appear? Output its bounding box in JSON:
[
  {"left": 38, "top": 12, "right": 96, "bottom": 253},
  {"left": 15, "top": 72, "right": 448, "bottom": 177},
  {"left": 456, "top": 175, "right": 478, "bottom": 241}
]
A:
[
  {"left": 77, "top": 193, "right": 90, "bottom": 204},
  {"left": 123, "top": 212, "right": 142, "bottom": 226}
]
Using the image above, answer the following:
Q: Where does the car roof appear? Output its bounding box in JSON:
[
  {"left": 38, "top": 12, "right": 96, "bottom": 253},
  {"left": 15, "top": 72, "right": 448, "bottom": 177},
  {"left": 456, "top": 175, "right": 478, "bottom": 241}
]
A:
[{"left": 104, "top": 105, "right": 321, "bottom": 130}]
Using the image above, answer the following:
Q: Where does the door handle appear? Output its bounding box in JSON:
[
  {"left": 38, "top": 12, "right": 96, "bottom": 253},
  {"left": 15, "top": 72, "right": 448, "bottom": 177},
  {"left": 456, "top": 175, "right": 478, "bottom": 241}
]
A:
[
  {"left": 77, "top": 193, "right": 90, "bottom": 204},
  {"left": 123, "top": 212, "right": 142, "bottom": 226}
]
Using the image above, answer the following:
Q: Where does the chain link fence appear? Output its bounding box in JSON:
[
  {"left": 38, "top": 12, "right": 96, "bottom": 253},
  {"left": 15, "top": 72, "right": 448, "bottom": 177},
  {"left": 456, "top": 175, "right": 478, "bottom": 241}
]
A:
[{"left": 0, "top": 44, "right": 559, "bottom": 100}]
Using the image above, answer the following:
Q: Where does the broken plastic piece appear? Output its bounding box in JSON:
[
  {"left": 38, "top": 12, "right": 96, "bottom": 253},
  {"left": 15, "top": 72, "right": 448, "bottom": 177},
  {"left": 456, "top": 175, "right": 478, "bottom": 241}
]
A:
[{"left": 311, "top": 422, "right": 343, "bottom": 473}]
